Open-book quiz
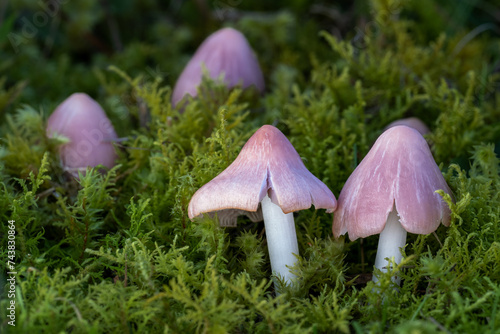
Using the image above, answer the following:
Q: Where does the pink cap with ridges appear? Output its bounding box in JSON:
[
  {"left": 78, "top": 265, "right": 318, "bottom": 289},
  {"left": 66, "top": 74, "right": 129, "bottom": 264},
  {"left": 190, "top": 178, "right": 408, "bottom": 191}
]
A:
[
  {"left": 188, "top": 125, "right": 337, "bottom": 226},
  {"left": 333, "top": 125, "right": 452, "bottom": 240}
]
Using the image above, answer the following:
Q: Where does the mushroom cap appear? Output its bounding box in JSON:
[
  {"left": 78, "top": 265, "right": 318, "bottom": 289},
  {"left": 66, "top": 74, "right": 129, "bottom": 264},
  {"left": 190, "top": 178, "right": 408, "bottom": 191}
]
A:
[
  {"left": 46, "top": 93, "right": 118, "bottom": 175},
  {"left": 188, "top": 125, "right": 337, "bottom": 226},
  {"left": 333, "top": 125, "right": 452, "bottom": 241},
  {"left": 386, "top": 117, "right": 430, "bottom": 136},
  {"left": 172, "top": 27, "right": 265, "bottom": 107}
]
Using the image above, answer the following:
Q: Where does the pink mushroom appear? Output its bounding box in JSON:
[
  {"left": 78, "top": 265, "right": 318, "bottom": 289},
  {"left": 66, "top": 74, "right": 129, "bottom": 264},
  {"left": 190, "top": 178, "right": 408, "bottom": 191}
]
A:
[
  {"left": 189, "top": 125, "right": 337, "bottom": 287},
  {"left": 385, "top": 117, "right": 430, "bottom": 136},
  {"left": 333, "top": 125, "right": 452, "bottom": 284},
  {"left": 46, "top": 93, "right": 118, "bottom": 177},
  {"left": 172, "top": 27, "right": 265, "bottom": 107}
]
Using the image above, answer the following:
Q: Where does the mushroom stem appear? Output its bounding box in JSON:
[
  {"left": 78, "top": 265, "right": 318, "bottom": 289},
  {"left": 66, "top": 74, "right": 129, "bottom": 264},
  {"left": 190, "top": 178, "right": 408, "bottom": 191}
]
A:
[
  {"left": 261, "top": 194, "right": 299, "bottom": 288},
  {"left": 372, "top": 208, "right": 407, "bottom": 285}
]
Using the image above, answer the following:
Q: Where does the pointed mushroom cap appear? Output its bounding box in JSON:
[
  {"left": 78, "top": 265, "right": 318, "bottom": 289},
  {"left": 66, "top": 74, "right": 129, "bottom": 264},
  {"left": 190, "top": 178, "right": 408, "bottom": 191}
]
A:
[
  {"left": 46, "top": 93, "right": 118, "bottom": 174},
  {"left": 386, "top": 117, "right": 430, "bottom": 136},
  {"left": 333, "top": 125, "right": 452, "bottom": 241},
  {"left": 188, "top": 125, "right": 337, "bottom": 226},
  {"left": 172, "top": 27, "right": 265, "bottom": 107}
]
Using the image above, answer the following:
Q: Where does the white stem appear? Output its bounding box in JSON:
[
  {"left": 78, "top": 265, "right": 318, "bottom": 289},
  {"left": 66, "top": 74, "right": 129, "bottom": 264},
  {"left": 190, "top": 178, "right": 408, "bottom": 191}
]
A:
[
  {"left": 261, "top": 194, "right": 299, "bottom": 288},
  {"left": 372, "top": 208, "right": 407, "bottom": 285}
]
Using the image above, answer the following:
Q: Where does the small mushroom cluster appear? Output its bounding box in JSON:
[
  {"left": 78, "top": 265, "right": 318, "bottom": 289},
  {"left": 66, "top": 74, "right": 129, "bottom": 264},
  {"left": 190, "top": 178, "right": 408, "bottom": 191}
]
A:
[
  {"left": 45, "top": 26, "right": 453, "bottom": 294},
  {"left": 188, "top": 123, "right": 453, "bottom": 290}
]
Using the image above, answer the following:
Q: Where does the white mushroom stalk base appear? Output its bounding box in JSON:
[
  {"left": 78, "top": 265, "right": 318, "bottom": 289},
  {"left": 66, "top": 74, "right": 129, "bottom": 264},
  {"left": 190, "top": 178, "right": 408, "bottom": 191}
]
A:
[
  {"left": 372, "top": 208, "right": 407, "bottom": 285},
  {"left": 261, "top": 194, "right": 299, "bottom": 289}
]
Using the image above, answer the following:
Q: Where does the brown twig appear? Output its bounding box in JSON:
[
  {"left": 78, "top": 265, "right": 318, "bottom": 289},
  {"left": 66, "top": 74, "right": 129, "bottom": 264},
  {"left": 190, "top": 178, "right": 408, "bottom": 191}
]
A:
[
  {"left": 432, "top": 232, "right": 443, "bottom": 248},
  {"left": 35, "top": 187, "right": 56, "bottom": 200}
]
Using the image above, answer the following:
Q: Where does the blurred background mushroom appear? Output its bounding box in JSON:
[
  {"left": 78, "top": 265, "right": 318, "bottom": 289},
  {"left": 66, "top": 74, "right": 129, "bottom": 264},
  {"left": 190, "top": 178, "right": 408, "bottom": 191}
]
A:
[
  {"left": 333, "top": 125, "right": 452, "bottom": 285},
  {"left": 46, "top": 93, "right": 119, "bottom": 177}
]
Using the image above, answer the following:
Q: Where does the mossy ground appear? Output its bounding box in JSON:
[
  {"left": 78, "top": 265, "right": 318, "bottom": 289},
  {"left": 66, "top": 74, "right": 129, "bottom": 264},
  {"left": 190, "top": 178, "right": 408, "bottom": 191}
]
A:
[{"left": 1, "top": 0, "right": 500, "bottom": 333}]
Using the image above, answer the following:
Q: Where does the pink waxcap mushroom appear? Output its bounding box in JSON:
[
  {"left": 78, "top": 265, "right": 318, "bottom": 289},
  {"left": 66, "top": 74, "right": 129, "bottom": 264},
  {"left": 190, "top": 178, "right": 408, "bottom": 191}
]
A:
[
  {"left": 188, "top": 125, "right": 337, "bottom": 226},
  {"left": 46, "top": 93, "right": 119, "bottom": 176},
  {"left": 386, "top": 117, "right": 430, "bottom": 136},
  {"left": 333, "top": 125, "right": 452, "bottom": 241},
  {"left": 172, "top": 27, "right": 265, "bottom": 107}
]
